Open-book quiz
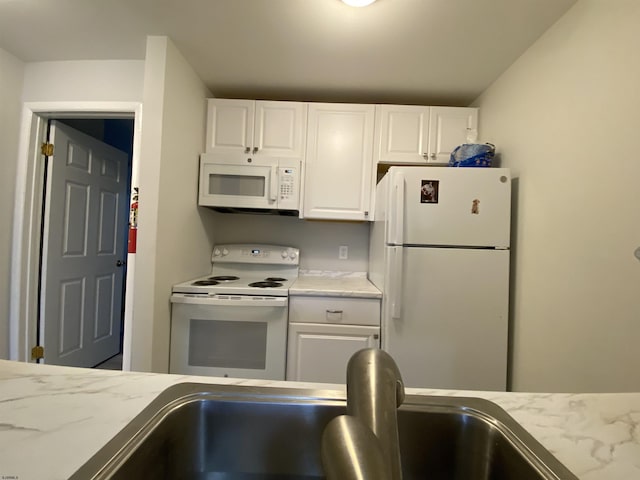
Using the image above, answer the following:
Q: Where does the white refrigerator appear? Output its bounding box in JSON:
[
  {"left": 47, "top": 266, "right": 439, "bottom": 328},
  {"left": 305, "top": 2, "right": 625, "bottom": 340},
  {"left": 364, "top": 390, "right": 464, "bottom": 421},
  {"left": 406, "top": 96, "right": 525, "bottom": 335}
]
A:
[{"left": 369, "top": 166, "right": 511, "bottom": 391}]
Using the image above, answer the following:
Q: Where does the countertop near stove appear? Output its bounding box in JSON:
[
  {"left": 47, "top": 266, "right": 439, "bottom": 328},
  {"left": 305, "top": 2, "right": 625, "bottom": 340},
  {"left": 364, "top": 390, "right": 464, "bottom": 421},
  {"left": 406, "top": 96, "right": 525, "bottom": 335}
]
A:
[
  {"left": 1, "top": 360, "right": 639, "bottom": 480},
  {"left": 290, "top": 271, "right": 382, "bottom": 298}
]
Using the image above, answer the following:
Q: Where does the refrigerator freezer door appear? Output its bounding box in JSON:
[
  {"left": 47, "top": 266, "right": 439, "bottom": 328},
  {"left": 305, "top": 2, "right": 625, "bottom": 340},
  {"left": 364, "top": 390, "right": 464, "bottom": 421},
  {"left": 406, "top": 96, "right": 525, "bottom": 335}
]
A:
[
  {"left": 382, "top": 246, "right": 509, "bottom": 390},
  {"left": 387, "top": 167, "right": 511, "bottom": 248}
]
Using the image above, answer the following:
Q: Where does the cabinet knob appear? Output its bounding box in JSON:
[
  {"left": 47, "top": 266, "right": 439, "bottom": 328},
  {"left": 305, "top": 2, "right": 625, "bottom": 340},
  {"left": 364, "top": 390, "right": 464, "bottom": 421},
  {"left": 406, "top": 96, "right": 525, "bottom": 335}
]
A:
[
  {"left": 430, "top": 153, "right": 436, "bottom": 159},
  {"left": 244, "top": 147, "right": 250, "bottom": 153},
  {"left": 252, "top": 147, "right": 259, "bottom": 154},
  {"left": 373, "top": 334, "right": 379, "bottom": 340}
]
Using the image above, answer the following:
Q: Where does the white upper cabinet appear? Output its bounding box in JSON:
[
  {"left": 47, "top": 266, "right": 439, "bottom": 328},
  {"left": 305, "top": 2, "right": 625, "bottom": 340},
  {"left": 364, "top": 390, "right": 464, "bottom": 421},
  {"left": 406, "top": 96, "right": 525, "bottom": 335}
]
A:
[
  {"left": 206, "top": 99, "right": 307, "bottom": 158},
  {"left": 303, "top": 103, "right": 375, "bottom": 221},
  {"left": 374, "top": 105, "right": 478, "bottom": 164},
  {"left": 429, "top": 106, "right": 479, "bottom": 163}
]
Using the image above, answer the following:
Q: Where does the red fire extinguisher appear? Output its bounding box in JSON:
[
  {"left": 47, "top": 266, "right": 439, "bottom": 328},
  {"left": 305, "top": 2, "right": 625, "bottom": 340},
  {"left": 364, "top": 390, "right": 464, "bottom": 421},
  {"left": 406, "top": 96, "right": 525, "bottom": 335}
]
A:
[{"left": 128, "top": 187, "right": 138, "bottom": 254}]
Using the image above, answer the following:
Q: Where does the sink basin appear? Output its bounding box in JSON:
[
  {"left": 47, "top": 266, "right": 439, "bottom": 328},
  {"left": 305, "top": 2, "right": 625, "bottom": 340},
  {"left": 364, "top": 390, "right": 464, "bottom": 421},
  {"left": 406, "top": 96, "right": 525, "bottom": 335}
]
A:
[{"left": 71, "top": 383, "right": 577, "bottom": 480}]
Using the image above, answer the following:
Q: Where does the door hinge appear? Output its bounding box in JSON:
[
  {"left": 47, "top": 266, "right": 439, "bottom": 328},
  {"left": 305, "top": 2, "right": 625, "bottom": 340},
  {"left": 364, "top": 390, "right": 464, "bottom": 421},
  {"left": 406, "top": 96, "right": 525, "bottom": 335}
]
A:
[
  {"left": 31, "top": 345, "right": 45, "bottom": 360},
  {"left": 41, "top": 142, "right": 54, "bottom": 156}
]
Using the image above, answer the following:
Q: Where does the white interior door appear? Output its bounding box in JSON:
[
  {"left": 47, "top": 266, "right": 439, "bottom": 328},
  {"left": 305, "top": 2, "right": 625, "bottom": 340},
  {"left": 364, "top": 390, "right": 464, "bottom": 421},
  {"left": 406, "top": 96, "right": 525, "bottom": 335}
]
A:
[{"left": 40, "top": 121, "right": 129, "bottom": 367}]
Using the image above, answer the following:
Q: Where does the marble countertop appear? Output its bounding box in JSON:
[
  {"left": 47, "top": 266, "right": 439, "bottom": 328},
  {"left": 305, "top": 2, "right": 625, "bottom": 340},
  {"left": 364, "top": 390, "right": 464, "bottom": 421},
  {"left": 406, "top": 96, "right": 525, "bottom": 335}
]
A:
[
  {"left": 290, "top": 271, "right": 382, "bottom": 298},
  {"left": 1, "top": 360, "right": 639, "bottom": 480}
]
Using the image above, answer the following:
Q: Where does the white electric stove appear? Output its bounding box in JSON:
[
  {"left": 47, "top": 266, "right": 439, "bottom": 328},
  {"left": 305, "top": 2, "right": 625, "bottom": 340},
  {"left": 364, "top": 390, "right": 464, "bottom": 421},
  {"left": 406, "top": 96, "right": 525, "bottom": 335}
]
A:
[{"left": 169, "top": 244, "right": 299, "bottom": 380}]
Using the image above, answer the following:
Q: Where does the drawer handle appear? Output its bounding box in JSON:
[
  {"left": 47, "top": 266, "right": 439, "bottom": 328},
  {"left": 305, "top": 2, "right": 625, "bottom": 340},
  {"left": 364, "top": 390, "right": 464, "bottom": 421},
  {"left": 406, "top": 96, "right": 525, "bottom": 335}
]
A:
[{"left": 326, "top": 310, "right": 343, "bottom": 314}]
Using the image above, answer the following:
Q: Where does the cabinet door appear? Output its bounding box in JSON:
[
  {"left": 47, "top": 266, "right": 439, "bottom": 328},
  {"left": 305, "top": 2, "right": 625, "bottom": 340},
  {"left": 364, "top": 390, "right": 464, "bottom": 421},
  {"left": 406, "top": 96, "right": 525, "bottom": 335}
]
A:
[
  {"left": 427, "top": 106, "right": 478, "bottom": 164},
  {"left": 206, "top": 99, "right": 254, "bottom": 154},
  {"left": 254, "top": 101, "right": 307, "bottom": 158},
  {"left": 286, "top": 323, "right": 380, "bottom": 383},
  {"left": 374, "top": 105, "right": 430, "bottom": 164},
  {"left": 303, "top": 103, "right": 375, "bottom": 221}
]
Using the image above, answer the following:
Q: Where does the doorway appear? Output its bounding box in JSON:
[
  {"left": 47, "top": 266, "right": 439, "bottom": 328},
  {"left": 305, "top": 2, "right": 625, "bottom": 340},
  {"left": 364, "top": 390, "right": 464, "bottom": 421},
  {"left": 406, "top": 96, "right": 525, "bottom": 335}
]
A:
[
  {"left": 39, "top": 118, "right": 133, "bottom": 369},
  {"left": 10, "top": 101, "right": 142, "bottom": 371}
]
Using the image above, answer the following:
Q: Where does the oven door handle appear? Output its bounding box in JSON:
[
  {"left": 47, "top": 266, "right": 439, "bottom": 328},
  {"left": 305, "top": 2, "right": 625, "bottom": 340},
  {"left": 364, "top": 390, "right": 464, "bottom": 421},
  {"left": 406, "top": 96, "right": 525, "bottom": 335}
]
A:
[{"left": 171, "top": 294, "right": 287, "bottom": 307}]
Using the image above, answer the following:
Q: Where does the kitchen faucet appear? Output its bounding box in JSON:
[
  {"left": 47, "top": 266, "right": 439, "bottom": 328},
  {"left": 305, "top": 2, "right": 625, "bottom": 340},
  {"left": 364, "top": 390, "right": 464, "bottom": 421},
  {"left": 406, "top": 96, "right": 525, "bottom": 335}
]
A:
[{"left": 321, "top": 348, "right": 405, "bottom": 480}]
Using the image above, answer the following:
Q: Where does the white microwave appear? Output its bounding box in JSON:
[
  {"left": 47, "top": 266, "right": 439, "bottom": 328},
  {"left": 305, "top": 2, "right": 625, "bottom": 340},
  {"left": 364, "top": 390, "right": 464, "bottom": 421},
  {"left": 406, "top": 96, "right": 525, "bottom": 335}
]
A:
[{"left": 198, "top": 153, "right": 300, "bottom": 214}]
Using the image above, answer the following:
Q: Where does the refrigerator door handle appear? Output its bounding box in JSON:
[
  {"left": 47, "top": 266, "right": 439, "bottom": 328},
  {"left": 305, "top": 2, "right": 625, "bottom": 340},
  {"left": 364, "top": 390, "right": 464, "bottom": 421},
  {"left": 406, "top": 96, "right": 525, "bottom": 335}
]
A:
[
  {"left": 390, "top": 247, "right": 403, "bottom": 319},
  {"left": 389, "top": 172, "right": 405, "bottom": 245}
]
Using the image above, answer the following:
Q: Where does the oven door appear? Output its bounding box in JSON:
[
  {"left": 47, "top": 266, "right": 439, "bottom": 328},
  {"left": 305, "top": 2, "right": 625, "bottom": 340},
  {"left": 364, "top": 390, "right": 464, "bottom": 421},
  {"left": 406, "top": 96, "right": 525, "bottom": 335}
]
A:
[
  {"left": 169, "top": 294, "right": 288, "bottom": 380},
  {"left": 199, "top": 153, "right": 279, "bottom": 209}
]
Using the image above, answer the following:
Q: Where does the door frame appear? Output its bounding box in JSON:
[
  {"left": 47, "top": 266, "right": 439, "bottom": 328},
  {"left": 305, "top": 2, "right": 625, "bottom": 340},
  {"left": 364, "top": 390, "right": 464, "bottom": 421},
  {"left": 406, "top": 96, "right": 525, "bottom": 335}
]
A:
[{"left": 10, "top": 101, "right": 142, "bottom": 371}]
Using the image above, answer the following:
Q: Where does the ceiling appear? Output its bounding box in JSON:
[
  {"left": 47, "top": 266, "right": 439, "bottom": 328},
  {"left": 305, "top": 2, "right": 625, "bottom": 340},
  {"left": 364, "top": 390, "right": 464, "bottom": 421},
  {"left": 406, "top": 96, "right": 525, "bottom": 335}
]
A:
[{"left": 0, "top": 0, "right": 577, "bottom": 105}]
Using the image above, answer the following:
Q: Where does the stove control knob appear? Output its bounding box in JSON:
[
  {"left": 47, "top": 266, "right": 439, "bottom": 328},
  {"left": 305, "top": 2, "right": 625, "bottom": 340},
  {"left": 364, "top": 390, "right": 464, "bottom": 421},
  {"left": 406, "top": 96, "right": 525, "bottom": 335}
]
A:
[
  {"left": 222, "top": 248, "right": 229, "bottom": 256},
  {"left": 213, "top": 248, "right": 221, "bottom": 257},
  {"left": 289, "top": 251, "right": 298, "bottom": 260},
  {"left": 281, "top": 250, "right": 289, "bottom": 259}
]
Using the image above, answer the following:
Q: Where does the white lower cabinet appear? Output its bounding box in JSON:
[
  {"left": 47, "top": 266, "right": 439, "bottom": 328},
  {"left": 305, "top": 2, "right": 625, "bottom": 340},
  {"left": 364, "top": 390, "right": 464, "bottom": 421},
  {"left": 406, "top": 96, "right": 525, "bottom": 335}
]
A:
[
  {"left": 287, "top": 323, "right": 380, "bottom": 384},
  {"left": 286, "top": 296, "right": 381, "bottom": 383}
]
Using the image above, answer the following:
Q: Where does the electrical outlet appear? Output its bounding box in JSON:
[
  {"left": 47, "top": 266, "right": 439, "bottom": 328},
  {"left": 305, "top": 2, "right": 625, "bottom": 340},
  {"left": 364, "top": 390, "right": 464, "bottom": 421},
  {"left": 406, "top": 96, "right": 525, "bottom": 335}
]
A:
[{"left": 339, "top": 245, "right": 348, "bottom": 260}]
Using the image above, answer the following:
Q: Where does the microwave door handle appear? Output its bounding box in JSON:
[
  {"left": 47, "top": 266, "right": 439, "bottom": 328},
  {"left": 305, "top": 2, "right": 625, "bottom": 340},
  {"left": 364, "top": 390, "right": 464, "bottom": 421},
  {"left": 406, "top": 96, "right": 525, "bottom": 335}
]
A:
[{"left": 269, "top": 165, "right": 278, "bottom": 202}]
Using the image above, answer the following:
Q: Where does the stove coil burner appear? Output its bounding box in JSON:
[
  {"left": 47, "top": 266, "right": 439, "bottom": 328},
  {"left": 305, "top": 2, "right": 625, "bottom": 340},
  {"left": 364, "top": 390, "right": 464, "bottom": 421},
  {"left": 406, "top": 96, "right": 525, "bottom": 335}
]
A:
[
  {"left": 192, "top": 280, "right": 219, "bottom": 286},
  {"left": 264, "top": 277, "right": 287, "bottom": 282},
  {"left": 249, "top": 281, "right": 284, "bottom": 288},
  {"left": 208, "top": 276, "right": 240, "bottom": 282}
]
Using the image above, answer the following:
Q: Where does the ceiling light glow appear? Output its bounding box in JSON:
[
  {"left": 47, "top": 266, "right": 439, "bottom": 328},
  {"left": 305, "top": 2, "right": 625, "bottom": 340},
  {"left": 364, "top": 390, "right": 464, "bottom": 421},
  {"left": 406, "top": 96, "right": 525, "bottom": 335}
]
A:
[{"left": 341, "top": 0, "right": 376, "bottom": 7}]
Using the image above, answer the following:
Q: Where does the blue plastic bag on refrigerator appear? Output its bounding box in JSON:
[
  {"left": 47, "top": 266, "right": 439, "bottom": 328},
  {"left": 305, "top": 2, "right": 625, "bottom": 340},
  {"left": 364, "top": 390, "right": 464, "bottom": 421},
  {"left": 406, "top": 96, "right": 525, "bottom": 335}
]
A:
[{"left": 448, "top": 143, "right": 495, "bottom": 167}]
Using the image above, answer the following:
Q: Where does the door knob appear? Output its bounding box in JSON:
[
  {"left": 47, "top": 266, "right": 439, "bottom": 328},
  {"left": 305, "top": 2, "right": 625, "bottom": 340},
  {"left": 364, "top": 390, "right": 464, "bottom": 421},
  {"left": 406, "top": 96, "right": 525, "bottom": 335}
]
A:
[{"left": 116, "top": 260, "right": 126, "bottom": 267}]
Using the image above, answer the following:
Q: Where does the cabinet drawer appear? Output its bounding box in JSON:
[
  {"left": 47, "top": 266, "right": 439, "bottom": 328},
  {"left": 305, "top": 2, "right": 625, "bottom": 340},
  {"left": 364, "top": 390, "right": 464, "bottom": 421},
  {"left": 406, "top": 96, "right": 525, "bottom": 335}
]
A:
[{"left": 289, "top": 296, "right": 380, "bottom": 326}]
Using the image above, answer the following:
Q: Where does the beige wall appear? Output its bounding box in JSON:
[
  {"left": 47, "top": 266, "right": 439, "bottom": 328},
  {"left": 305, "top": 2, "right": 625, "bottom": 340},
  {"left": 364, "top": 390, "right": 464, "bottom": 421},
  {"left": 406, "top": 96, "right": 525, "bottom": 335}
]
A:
[
  {"left": 22, "top": 60, "right": 144, "bottom": 102},
  {"left": 0, "top": 47, "right": 25, "bottom": 359},
  {"left": 213, "top": 214, "right": 370, "bottom": 273},
  {"left": 8, "top": 59, "right": 145, "bottom": 363},
  {"left": 131, "top": 37, "right": 215, "bottom": 373},
  {"left": 474, "top": 0, "right": 640, "bottom": 392}
]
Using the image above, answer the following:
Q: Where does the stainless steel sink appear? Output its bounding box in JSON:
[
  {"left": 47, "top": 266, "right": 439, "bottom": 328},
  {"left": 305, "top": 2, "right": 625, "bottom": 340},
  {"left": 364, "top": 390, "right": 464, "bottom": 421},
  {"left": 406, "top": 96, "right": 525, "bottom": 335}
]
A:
[{"left": 71, "top": 383, "right": 577, "bottom": 480}]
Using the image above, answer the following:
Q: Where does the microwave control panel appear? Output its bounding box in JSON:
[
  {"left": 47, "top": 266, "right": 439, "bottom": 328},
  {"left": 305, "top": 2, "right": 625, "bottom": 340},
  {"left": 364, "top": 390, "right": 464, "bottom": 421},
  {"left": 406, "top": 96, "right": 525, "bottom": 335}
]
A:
[{"left": 278, "top": 166, "right": 299, "bottom": 209}]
